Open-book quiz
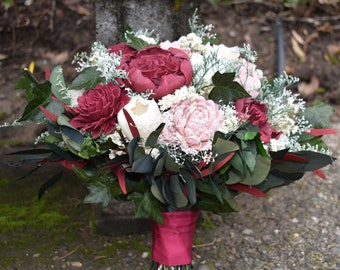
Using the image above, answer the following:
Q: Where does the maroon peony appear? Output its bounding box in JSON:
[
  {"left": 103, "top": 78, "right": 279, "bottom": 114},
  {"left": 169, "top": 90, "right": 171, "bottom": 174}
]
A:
[
  {"left": 70, "top": 83, "right": 130, "bottom": 139},
  {"left": 108, "top": 43, "right": 136, "bottom": 57},
  {"left": 118, "top": 46, "right": 193, "bottom": 100},
  {"left": 234, "top": 98, "right": 281, "bottom": 143}
]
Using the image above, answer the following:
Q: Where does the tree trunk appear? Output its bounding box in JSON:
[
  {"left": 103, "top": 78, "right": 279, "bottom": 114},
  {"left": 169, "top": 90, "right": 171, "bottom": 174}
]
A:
[{"left": 95, "top": 0, "right": 199, "bottom": 46}]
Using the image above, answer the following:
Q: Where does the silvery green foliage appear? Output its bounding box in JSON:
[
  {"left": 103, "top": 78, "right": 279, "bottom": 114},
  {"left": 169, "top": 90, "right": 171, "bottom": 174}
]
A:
[
  {"left": 73, "top": 42, "right": 128, "bottom": 84},
  {"left": 238, "top": 44, "right": 257, "bottom": 63},
  {"left": 257, "top": 73, "right": 324, "bottom": 152},
  {"left": 188, "top": 9, "right": 216, "bottom": 41},
  {"left": 125, "top": 29, "right": 159, "bottom": 44}
]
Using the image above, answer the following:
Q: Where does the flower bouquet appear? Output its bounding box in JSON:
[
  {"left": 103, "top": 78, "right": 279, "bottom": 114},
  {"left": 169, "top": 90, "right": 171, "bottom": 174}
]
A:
[{"left": 4, "top": 12, "right": 336, "bottom": 269}]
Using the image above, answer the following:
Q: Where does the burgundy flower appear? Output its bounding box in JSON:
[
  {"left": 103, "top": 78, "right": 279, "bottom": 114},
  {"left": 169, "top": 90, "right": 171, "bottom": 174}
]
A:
[
  {"left": 108, "top": 43, "right": 136, "bottom": 58},
  {"left": 118, "top": 46, "right": 193, "bottom": 100},
  {"left": 235, "top": 98, "right": 281, "bottom": 143},
  {"left": 70, "top": 83, "right": 130, "bottom": 139}
]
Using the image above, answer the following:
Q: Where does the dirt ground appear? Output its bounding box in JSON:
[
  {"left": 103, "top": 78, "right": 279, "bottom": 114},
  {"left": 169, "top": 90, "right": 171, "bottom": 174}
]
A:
[{"left": 0, "top": 0, "right": 339, "bottom": 269}]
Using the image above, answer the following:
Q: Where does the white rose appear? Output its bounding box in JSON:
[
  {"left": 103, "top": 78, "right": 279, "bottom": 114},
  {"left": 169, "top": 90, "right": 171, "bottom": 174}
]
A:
[{"left": 117, "top": 96, "right": 162, "bottom": 141}]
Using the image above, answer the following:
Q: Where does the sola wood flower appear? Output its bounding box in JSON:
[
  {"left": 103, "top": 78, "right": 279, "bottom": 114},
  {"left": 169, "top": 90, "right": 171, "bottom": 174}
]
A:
[
  {"left": 70, "top": 83, "right": 130, "bottom": 139},
  {"left": 159, "top": 96, "right": 224, "bottom": 154}
]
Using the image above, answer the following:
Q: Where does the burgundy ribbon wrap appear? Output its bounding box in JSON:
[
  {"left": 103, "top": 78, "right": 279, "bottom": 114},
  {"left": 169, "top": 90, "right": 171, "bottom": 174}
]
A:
[{"left": 151, "top": 211, "right": 200, "bottom": 266}]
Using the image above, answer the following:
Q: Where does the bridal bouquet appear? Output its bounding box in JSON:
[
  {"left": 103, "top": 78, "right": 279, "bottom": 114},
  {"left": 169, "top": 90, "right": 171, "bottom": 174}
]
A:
[{"left": 6, "top": 12, "right": 336, "bottom": 268}]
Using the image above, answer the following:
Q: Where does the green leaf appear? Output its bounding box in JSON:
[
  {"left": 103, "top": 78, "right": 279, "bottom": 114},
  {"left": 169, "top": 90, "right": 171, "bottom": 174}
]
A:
[
  {"left": 227, "top": 155, "right": 271, "bottom": 185},
  {"left": 304, "top": 103, "right": 334, "bottom": 128},
  {"left": 145, "top": 123, "right": 165, "bottom": 148},
  {"left": 127, "top": 137, "right": 144, "bottom": 164},
  {"left": 18, "top": 81, "right": 52, "bottom": 122},
  {"left": 242, "top": 150, "right": 256, "bottom": 172},
  {"left": 271, "top": 151, "right": 334, "bottom": 172},
  {"left": 15, "top": 69, "right": 39, "bottom": 101},
  {"left": 209, "top": 72, "right": 250, "bottom": 104},
  {"left": 196, "top": 195, "right": 237, "bottom": 214},
  {"left": 213, "top": 137, "right": 239, "bottom": 156},
  {"left": 170, "top": 175, "right": 188, "bottom": 208},
  {"left": 244, "top": 131, "right": 258, "bottom": 141},
  {"left": 78, "top": 137, "right": 100, "bottom": 159},
  {"left": 83, "top": 184, "right": 112, "bottom": 207},
  {"left": 38, "top": 170, "right": 64, "bottom": 200},
  {"left": 209, "top": 177, "right": 223, "bottom": 203},
  {"left": 69, "top": 67, "right": 105, "bottom": 91},
  {"left": 151, "top": 179, "right": 166, "bottom": 204},
  {"left": 180, "top": 170, "right": 197, "bottom": 205},
  {"left": 164, "top": 154, "right": 180, "bottom": 173},
  {"left": 125, "top": 31, "right": 153, "bottom": 50},
  {"left": 128, "top": 192, "right": 163, "bottom": 223},
  {"left": 49, "top": 66, "right": 71, "bottom": 105},
  {"left": 130, "top": 154, "right": 154, "bottom": 174},
  {"left": 153, "top": 154, "right": 165, "bottom": 177}
]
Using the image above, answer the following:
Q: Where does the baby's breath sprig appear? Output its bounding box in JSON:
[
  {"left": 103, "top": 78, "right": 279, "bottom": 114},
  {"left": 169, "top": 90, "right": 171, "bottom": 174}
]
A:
[{"left": 188, "top": 9, "right": 216, "bottom": 43}]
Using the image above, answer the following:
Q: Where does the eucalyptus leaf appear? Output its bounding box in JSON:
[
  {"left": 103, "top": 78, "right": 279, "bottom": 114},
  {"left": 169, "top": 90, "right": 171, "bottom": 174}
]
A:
[
  {"left": 209, "top": 176, "right": 223, "bottom": 203},
  {"left": 213, "top": 137, "right": 239, "bottom": 156},
  {"left": 69, "top": 67, "right": 105, "bottom": 91},
  {"left": 145, "top": 123, "right": 165, "bottom": 148},
  {"left": 60, "top": 125, "right": 84, "bottom": 145},
  {"left": 196, "top": 196, "right": 237, "bottom": 214},
  {"left": 180, "top": 170, "right": 197, "bottom": 205},
  {"left": 242, "top": 150, "right": 256, "bottom": 172},
  {"left": 271, "top": 151, "right": 334, "bottom": 172},
  {"left": 153, "top": 153, "right": 165, "bottom": 177},
  {"left": 49, "top": 66, "right": 71, "bottom": 105},
  {"left": 164, "top": 154, "right": 180, "bottom": 173},
  {"left": 170, "top": 175, "right": 188, "bottom": 208},
  {"left": 227, "top": 155, "right": 271, "bottom": 185},
  {"left": 131, "top": 154, "right": 154, "bottom": 174},
  {"left": 151, "top": 179, "right": 166, "bottom": 204}
]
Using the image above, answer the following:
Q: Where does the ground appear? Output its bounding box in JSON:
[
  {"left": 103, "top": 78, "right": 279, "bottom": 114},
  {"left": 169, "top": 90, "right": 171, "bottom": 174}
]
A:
[{"left": 0, "top": 0, "right": 339, "bottom": 269}]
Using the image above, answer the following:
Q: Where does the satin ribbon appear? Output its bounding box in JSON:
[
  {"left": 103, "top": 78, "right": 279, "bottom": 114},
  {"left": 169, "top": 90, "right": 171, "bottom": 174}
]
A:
[{"left": 151, "top": 211, "right": 200, "bottom": 266}]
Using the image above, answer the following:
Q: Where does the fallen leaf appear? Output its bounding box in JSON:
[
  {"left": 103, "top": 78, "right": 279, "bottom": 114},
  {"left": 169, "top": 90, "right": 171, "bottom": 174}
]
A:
[
  {"left": 317, "top": 22, "right": 333, "bottom": 33},
  {"left": 291, "top": 30, "right": 304, "bottom": 45},
  {"left": 303, "top": 32, "right": 319, "bottom": 53},
  {"left": 298, "top": 75, "right": 319, "bottom": 99},
  {"left": 0, "top": 54, "right": 8, "bottom": 60},
  {"left": 76, "top": 5, "right": 91, "bottom": 16},
  {"left": 45, "top": 51, "right": 69, "bottom": 65},
  {"left": 291, "top": 37, "right": 306, "bottom": 62}
]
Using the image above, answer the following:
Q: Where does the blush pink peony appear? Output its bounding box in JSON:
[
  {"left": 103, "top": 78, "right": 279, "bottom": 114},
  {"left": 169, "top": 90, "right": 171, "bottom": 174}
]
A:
[
  {"left": 160, "top": 96, "right": 224, "bottom": 154},
  {"left": 234, "top": 59, "right": 262, "bottom": 98}
]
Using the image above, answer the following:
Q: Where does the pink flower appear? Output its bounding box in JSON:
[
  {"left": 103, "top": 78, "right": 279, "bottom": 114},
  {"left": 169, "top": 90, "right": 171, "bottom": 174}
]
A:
[
  {"left": 160, "top": 97, "right": 224, "bottom": 154},
  {"left": 234, "top": 59, "right": 262, "bottom": 98},
  {"left": 234, "top": 98, "right": 281, "bottom": 143},
  {"left": 70, "top": 83, "right": 130, "bottom": 139},
  {"left": 118, "top": 46, "right": 193, "bottom": 100}
]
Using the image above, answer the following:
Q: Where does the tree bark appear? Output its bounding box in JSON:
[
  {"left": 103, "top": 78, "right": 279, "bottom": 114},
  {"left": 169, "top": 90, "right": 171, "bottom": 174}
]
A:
[{"left": 95, "top": 0, "right": 199, "bottom": 46}]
